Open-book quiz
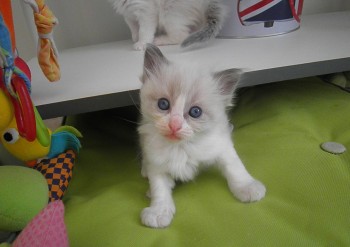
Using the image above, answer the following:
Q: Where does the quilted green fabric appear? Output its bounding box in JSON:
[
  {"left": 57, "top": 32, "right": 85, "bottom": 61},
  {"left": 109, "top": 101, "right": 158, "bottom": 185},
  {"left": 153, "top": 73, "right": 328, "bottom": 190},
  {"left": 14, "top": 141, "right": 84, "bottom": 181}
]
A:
[{"left": 64, "top": 77, "right": 350, "bottom": 247}]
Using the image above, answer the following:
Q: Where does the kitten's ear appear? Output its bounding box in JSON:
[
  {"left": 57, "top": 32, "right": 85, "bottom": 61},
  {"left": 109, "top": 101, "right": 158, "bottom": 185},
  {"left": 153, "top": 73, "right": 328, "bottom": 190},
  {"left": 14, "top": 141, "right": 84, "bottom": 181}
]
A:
[
  {"left": 141, "top": 44, "right": 169, "bottom": 83},
  {"left": 213, "top": 68, "right": 242, "bottom": 105}
]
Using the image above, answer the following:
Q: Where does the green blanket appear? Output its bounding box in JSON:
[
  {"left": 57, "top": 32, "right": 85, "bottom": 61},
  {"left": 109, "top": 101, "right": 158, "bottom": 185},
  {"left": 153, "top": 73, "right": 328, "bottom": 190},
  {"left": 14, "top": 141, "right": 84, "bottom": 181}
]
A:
[{"left": 64, "top": 77, "right": 350, "bottom": 246}]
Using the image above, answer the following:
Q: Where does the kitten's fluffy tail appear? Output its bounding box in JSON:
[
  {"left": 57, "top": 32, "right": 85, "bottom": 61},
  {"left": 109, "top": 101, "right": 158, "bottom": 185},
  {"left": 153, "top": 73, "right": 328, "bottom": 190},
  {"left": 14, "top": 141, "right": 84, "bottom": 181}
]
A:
[{"left": 181, "top": 1, "right": 226, "bottom": 48}]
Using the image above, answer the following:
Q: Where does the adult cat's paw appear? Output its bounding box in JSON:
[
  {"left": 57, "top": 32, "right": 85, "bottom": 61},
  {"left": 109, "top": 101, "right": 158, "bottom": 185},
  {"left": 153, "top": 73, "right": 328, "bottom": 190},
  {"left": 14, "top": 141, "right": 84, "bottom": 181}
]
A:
[
  {"left": 231, "top": 180, "right": 266, "bottom": 203},
  {"left": 141, "top": 205, "right": 175, "bottom": 228},
  {"left": 133, "top": 41, "right": 147, "bottom": 51}
]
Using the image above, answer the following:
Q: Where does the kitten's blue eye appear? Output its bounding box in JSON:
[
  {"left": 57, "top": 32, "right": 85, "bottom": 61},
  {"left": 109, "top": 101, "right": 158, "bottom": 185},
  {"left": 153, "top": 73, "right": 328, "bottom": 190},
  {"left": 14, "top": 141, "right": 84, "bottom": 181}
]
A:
[
  {"left": 158, "top": 98, "right": 170, "bottom": 110},
  {"left": 189, "top": 106, "right": 202, "bottom": 118}
]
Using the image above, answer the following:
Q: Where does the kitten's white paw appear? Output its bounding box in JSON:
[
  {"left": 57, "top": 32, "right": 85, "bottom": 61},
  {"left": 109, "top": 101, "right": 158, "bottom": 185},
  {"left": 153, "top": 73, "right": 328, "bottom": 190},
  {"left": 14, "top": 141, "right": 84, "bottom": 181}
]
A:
[
  {"left": 231, "top": 180, "right": 266, "bottom": 203},
  {"left": 133, "top": 42, "right": 147, "bottom": 51},
  {"left": 141, "top": 205, "right": 175, "bottom": 228}
]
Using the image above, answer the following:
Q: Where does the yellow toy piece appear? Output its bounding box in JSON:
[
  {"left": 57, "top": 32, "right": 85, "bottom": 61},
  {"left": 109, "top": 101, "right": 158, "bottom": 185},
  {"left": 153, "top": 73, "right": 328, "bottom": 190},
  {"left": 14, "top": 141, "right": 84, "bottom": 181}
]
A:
[
  {"left": 0, "top": 88, "right": 51, "bottom": 166},
  {"left": 0, "top": 88, "right": 13, "bottom": 130},
  {"left": 0, "top": 117, "right": 51, "bottom": 166}
]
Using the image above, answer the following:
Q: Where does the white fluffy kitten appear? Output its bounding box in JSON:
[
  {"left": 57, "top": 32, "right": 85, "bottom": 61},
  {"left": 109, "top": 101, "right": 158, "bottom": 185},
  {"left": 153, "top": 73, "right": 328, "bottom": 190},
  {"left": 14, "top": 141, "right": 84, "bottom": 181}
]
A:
[
  {"left": 109, "top": 0, "right": 226, "bottom": 50},
  {"left": 138, "top": 44, "right": 266, "bottom": 228}
]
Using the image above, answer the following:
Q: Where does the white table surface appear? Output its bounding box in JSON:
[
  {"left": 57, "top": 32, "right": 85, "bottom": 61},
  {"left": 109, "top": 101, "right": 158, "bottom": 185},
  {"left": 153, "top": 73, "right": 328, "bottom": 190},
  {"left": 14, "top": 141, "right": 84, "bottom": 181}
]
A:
[{"left": 28, "top": 11, "right": 350, "bottom": 119}]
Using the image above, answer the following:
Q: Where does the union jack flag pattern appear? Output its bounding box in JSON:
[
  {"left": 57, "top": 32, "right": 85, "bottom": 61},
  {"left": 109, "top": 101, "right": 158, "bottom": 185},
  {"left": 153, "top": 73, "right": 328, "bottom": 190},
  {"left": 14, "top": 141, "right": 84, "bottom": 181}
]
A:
[{"left": 238, "top": 0, "right": 303, "bottom": 27}]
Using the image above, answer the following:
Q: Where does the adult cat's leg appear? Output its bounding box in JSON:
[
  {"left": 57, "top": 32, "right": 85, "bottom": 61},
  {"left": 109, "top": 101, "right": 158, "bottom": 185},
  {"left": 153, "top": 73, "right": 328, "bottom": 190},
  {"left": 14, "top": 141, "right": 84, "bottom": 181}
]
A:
[
  {"left": 134, "top": 15, "right": 157, "bottom": 50},
  {"left": 141, "top": 173, "right": 176, "bottom": 228},
  {"left": 125, "top": 16, "right": 139, "bottom": 42},
  {"left": 217, "top": 142, "right": 266, "bottom": 202}
]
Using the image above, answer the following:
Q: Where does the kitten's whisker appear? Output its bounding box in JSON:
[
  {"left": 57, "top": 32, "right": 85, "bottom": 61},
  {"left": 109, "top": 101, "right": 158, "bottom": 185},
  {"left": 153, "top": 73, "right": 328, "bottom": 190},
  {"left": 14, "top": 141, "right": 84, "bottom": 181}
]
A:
[
  {"left": 115, "top": 116, "right": 139, "bottom": 125},
  {"left": 129, "top": 91, "right": 141, "bottom": 113},
  {"left": 134, "top": 150, "right": 143, "bottom": 163}
]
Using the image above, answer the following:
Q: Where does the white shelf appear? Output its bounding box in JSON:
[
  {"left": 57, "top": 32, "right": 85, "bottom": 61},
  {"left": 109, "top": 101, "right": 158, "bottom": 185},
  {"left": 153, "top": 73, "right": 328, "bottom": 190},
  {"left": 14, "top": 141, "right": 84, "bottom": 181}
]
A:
[{"left": 28, "top": 11, "right": 350, "bottom": 119}]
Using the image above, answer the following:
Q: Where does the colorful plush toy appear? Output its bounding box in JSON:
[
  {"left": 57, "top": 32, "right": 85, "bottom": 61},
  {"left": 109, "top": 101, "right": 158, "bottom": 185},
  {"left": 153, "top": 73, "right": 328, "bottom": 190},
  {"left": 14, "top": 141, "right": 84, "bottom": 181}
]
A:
[
  {"left": 0, "top": 80, "right": 82, "bottom": 203},
  {"left": 0, "top": 1, "right": 80, "bottom": 245},
  {"left": 0, "top": 86, "right": 82, "bottom": 166}
]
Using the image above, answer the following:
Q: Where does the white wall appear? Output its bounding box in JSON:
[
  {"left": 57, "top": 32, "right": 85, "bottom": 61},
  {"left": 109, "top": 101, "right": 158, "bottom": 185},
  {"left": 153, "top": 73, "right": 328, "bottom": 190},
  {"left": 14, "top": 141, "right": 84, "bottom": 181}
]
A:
[
  {"left": 10, "top": 0, "right": 350, "bottom": 61},
  {"left": 12, "top": 0, "right": 130, "bottom": 60},
  {"left": 303, "top": 0, "right": 350, "bottom": 15},
  {"left": 11, "top": 0, "right": 36, "bottom": 60}
]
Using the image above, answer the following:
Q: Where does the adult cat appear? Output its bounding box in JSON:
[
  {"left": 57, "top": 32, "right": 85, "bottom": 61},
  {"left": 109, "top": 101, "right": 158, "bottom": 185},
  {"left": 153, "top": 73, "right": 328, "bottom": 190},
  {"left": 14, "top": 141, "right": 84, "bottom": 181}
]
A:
[
  {"left": 138, "top": 44, "right": 266, "bottom": 228},
  {"left": 109, "top": 0, "right": 226, "bottom": 50}
]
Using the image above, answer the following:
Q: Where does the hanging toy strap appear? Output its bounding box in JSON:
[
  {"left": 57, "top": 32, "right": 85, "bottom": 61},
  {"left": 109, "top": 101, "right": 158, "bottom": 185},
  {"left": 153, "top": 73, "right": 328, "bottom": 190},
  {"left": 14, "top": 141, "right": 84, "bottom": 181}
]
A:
[{"left": 23, "top": 0, "right": 61, "bottom": 82}]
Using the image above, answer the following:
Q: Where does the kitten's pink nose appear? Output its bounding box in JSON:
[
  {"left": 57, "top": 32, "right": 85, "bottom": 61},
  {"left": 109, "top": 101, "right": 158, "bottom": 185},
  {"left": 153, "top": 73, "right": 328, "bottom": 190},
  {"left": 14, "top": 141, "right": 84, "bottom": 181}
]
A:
[{"left": 169, "top": 115, "right": 183, "bottom": 133}]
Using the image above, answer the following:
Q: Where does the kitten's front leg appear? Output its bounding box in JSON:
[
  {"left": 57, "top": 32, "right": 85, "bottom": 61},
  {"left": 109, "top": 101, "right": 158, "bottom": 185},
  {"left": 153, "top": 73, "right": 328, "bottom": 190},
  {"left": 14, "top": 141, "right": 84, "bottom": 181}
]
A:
[
  {"left": 141, "top": 173, "right": 176, "bottom": 228},
  {"left": 125, "top": 17, "right": 139, "bottom": 42},
  {"left": 218, "top": 145, "right": 266, "bottom": 203},
  {"left": 133, "top": 15, "right": 157, "bottom": 50}
]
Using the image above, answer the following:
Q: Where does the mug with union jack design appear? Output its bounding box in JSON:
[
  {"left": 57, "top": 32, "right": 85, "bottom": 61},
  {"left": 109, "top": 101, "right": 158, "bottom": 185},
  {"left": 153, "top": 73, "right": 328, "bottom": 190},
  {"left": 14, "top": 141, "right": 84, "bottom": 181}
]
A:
[{"left": 219, "top": 0, "right": 303, "bottom": 38}]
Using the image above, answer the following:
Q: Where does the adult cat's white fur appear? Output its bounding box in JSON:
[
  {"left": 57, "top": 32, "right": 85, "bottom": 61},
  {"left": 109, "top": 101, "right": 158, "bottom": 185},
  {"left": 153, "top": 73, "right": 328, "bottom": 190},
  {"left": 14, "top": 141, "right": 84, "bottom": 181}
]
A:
[
  {"left": 138, "top": 44, "right": 266, "bottom": 228},
  {"left": 109, "top": 0, "right": 226, "bottom": 50}
]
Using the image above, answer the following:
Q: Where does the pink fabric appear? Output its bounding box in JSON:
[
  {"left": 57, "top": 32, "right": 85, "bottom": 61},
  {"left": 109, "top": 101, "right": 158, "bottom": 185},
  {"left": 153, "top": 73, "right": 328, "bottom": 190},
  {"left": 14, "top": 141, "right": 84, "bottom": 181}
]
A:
[{"left": 13, "top": 200, "right": 69, "bottom": 247}]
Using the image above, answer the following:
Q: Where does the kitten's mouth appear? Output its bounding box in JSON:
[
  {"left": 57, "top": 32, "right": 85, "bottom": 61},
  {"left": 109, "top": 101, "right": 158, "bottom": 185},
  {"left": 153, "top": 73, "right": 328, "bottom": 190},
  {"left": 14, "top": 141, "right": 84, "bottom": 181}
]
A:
[{"left": 165, "top": 133, "right": 182, "bottom": 141}]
